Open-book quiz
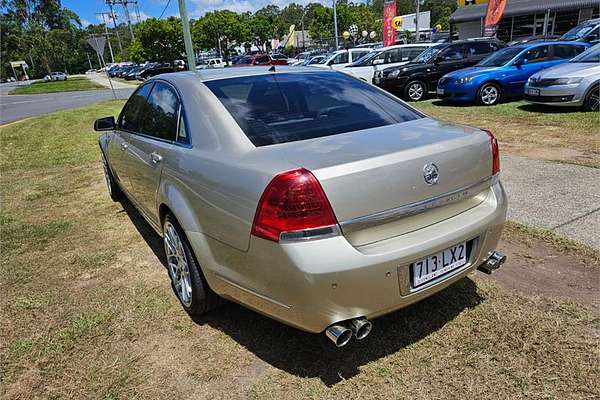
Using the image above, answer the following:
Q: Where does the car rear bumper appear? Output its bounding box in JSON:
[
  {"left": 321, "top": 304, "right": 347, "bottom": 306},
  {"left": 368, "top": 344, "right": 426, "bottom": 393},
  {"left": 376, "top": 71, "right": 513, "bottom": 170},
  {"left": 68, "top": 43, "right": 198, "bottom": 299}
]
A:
[{"left": 188, "top": 181, "right": 507, "bottom": 333}]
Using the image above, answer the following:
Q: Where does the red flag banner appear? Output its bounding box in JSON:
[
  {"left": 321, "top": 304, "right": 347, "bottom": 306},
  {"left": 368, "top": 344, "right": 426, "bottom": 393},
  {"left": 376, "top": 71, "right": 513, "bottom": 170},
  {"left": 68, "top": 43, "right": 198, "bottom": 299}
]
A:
[
  {"left": 483, "top": 0, "right": 507, "bottom": 37},
  {"left": 383, "top": 0, "right": 397, "bottom": 47}
]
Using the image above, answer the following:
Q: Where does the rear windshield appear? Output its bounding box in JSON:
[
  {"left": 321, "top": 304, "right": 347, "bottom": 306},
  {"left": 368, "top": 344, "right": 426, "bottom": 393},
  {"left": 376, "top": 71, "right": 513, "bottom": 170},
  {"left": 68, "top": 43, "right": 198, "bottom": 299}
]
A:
[{"left": 204, "top": 72, "right": 421, "bottom": 146}]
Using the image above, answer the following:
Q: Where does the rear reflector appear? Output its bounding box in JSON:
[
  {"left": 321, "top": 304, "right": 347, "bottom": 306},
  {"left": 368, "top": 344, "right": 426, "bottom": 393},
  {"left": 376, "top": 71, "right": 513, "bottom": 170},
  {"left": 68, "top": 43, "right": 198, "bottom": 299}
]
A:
[
  {"left": 483, "top": 129, "right": 500, "bottom": 175},
  {"left": 251, "top": 168, "right": 338, "bottom": 242}
]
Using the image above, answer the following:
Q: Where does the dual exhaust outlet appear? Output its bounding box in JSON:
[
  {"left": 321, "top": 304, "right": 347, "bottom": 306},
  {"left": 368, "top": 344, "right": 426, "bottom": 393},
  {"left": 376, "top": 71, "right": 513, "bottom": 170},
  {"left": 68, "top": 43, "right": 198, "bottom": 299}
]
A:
[{"left": 325, "top": 317, "right": 372, "bottom": 347}]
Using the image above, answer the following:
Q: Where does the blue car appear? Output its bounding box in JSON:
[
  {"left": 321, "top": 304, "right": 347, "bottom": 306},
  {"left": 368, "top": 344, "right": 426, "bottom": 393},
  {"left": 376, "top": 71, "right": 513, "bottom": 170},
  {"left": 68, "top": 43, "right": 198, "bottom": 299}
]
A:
[{"left": 437, "top": 41, "right": 590, "bottom": 105}]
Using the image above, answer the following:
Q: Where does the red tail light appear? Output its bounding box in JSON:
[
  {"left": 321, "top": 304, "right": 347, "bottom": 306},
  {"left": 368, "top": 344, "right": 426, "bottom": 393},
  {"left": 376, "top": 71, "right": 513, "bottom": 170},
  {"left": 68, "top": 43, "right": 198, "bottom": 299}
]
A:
[
  {"left": 483, "top": 129, "right": 500, "bottom": 175},
  {"left": 251, "top": 168, "right": 338, "bottom": 242}
]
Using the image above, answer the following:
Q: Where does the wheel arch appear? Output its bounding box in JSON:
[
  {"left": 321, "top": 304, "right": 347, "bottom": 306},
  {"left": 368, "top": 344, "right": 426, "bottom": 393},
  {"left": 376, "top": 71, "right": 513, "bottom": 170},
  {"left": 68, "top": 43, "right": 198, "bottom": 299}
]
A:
[
  {"left": 156, "top": 180, "right": 203, "bottom": 235},
  {"left": 583, "top": 79, "right": 600, "bottom": 100}
]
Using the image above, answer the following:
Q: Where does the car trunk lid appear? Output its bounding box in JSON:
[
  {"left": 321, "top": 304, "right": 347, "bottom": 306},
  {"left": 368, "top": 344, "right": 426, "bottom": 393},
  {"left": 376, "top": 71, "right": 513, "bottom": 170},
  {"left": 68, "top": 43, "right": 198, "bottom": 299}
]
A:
[{"left": 277, "top": 118, "right": 494, "bottom": 246}]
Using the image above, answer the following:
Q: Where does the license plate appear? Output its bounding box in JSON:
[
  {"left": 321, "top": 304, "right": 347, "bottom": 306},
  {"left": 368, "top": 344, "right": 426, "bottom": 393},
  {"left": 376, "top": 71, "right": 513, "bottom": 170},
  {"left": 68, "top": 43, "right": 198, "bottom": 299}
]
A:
[
  {"left": 527, "top": 88, "right": 540, "bottom": 96},
  {"left": 411, "top": 242, "right": 467, "bottom": 288},
  {"left": 437, "top": 88, "right": 444, "bottom": 95}
]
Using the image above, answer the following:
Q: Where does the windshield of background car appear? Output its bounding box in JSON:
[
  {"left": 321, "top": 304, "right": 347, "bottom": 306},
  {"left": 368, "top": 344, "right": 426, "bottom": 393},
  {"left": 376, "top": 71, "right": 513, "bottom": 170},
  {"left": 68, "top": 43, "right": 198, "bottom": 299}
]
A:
[
  {"left": 204, "top": 72, "right": 421, "bottom": 147},
  {"left": 477, "top": 47, "right": 523, "bottom": 66},
  {"left": 571, "top": 43, "right": 600, "bottom": 62},
  {"left": 314, "top": 54, "right": 331, "bottom": 64},
  {"left": 561, "top": 24, "right": 597, "bottom": 40},
  {"left": 412, "top": 45, "right": 444, "bottom": 63}
]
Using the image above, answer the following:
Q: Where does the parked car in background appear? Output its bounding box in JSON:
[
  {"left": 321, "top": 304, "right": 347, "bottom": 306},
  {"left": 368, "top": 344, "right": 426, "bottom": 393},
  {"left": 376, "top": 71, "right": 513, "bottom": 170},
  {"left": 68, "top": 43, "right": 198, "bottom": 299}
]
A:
[
  {"left": 560, "top": 18, "right": 600, "bottom": 45},
  {"left": 233, "top": 54, "right": 288, "bottom": 67},
  {"left": 136, "top": 63, "right": 174, "bottom": 80},
  {"left": 123, "top": 65, "right": 145, "bottom": 80},
  {"left": 94, "top": 67, "right": 507, "bottom": 347},
  {"left": 437, "top": 41, "right": 589, "bottom": 105},
  {"left": 314, "top": 48, "right": 372, "bottom": 70},
  {"left": 376, "top": 38, "right": 506, "bottom": 101},
  {"left": 196, "top": 58, "right": 224, "bottom": 69},
  {"left": 302, "top": 54, "right": 327, "bottom": 66},
  {"left": 524, "top": 43, "right": 600, "bottom": 111},
  {"left": 44, "top": 71, "right": 67, "bottom": 81},
  {"left": 343, "top": 43, "right": 436, "bottom": 83}
]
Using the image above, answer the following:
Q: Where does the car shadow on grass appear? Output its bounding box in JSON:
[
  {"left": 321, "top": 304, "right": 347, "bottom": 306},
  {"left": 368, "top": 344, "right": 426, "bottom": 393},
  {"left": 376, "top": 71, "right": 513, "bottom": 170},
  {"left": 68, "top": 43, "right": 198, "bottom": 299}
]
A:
[
  {"left": 516, "top": 103, "right": 582, "bottom": 114},
  {"left": 119, "top": 198, "right": 485, "bottom": 387}
]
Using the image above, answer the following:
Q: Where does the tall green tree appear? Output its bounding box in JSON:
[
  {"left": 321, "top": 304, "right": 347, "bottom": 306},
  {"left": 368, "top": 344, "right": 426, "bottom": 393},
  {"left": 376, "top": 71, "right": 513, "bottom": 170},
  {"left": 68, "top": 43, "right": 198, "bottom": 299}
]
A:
[{"left": 129, "top": 17, "right": 184, "bottom": 63}]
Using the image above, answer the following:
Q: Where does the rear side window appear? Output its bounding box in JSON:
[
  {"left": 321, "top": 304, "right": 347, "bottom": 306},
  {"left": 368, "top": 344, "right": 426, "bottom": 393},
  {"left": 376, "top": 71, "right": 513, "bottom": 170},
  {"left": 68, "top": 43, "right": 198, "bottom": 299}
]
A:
[
  {"left": 466, "top": 42, "right": 493, "bottom": 56},
  {"left": 139, "top": 82, "right": 180, "bottom": 141},
  {"left": 204, "top": 72, "right": 421, "bottom": 147},
  {"left": 119, "top": 83, "right": 154, "bottom": 132},
  {"left": 552, "top": 44, "right": 587, "bottom": 59}
]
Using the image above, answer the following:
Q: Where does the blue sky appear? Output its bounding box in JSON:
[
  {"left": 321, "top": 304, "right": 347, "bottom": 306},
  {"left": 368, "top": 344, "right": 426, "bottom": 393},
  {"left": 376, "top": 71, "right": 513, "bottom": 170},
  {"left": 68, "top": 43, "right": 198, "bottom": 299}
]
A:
[{"left": 63, "top": 0, "right": 331, "bottom": 27}]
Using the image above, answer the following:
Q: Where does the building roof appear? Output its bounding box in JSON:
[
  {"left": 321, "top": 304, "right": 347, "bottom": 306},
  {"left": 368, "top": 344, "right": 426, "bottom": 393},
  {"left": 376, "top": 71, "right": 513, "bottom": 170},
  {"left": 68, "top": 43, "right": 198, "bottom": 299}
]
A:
[{"left": 450, "top": 0, "right": 600, "bottom": 23}]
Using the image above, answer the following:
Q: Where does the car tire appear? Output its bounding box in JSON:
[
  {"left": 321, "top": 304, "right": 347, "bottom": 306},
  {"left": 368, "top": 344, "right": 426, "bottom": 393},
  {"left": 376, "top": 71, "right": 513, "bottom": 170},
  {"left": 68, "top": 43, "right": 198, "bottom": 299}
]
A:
[
  {"left": 404, "top": 80, "right": 427, "bottom": 102},
  {"left": 584, "top": 84, "right": 599, "bottom": 112},
  {"left": 477, "top": 82, "right": 502, "bottom": 106},
  {"left": 163, "top": 214, "right": 220, "bottom": 316},
  {"left": 101, "top": 153, "right": 123, "bottom": 202}
]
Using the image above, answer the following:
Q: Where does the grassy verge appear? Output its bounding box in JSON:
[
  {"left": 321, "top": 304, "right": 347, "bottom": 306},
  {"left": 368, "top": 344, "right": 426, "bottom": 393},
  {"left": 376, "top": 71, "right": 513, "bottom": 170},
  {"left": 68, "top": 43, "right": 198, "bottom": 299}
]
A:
[
  {"left": 9, "top": 76, "right": 105, "bottom": 95},
  {"left": 1, "top": 103, "right": 598, "bottom": 399},
  {"left": 414, "top": 99, "right": 600, "bottom": 168}
]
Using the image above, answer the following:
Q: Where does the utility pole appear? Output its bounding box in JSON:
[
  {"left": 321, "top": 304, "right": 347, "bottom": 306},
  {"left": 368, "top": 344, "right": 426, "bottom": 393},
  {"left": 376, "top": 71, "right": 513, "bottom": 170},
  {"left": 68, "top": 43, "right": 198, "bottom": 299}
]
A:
[
  {"left": 106, "top": 1, "right": 123, "bottom": 53},
  {"left": 415, "top": 0, "right": 420, "bottom": 42},
  {"left": 96, "top": 12, "right": 115, "bottom": 63},
  {"left": 333, "top": 0, "right": 339, "bottom": 49},
  {"left": 109, "top": 0, "right": 135, "bottom": 40},
  {"left": 177, "top": 0, "right": 196, "bottom": 71}
]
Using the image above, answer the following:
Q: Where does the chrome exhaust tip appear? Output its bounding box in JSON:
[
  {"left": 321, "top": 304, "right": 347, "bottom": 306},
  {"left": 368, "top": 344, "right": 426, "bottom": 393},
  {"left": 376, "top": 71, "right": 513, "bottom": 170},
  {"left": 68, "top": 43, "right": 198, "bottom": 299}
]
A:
[
  {"left": 348, "top": 317, "right": 372, "bottom": 340},
  {"left": 478, "top": 250, "right": 507, "bottom": 274},
  {"left": 325, "top": 324, "right": 353, "bottom": 347}
]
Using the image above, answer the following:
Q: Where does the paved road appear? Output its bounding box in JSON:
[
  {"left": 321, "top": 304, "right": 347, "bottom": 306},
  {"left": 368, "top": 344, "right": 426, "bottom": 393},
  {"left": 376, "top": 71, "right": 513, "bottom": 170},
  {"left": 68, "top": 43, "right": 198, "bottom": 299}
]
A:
[
  {"left": 0, "top": 81, "right": 133, "bottom": 125},
  {"left": 502, "top": 155, "right": 600, "bottom": 249}
]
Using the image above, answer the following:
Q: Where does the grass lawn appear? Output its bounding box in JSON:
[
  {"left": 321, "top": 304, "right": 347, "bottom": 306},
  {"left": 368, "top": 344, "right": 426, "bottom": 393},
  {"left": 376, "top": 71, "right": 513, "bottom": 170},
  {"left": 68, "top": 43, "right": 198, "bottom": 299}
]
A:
[
  {"left": 8, "top": 76, "right": 105, "bottom": 95},
  {"left": 414, "top": 99, "right": 600, "bottom": 168},
  {"left": 1, "top": 103, "right": 599, "bottom": 399}
]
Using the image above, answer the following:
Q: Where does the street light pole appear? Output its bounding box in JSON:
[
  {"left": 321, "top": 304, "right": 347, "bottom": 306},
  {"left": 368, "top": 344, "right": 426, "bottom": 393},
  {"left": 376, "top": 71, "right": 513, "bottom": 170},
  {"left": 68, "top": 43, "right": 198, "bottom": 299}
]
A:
[
  {"left": 177, "top": 0, "right": 196, "bottom": 71},
  {"left": 333, "top": 0, "right": 339, "bottom": 49}
]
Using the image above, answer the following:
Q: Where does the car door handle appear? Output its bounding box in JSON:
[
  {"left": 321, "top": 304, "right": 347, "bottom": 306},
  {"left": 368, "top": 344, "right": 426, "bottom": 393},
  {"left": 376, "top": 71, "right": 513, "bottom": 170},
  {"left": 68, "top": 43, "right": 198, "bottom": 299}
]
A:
[
  {"left": 120, "top": 142, "right": 128, "bottom": 151},
  {"left": 150, "top": 152, "right": 163, "bottom": 164}
]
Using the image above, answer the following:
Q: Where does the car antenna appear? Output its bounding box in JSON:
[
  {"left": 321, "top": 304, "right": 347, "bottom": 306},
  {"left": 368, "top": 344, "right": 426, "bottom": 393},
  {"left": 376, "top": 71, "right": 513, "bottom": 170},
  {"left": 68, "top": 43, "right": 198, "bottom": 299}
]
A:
[{"left": 268, "top": 65, "right": 276, "bottom": 73}]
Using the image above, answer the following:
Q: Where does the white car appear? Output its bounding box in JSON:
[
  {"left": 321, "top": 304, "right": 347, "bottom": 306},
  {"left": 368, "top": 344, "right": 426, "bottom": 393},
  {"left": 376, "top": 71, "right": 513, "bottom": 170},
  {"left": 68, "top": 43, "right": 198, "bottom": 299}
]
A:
[
  {"left": 44, "top": 72, "right": 67, "bottom": 81},
  {"left": 313, "top": 48, "right": 373, "bottom": 70},
  {"left": 342, "top": 44, "right": 437, "bottom": 83},
  {"left": 196, "top": 58, "right": 224, "bottom": 70}
]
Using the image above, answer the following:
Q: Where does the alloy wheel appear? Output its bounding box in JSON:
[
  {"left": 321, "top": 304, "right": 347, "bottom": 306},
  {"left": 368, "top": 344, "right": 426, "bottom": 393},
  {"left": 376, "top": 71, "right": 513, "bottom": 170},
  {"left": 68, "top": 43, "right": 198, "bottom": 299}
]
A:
[
  {"left": 164, "top": 221, "right": 193, "bottom": 307},
  {"left": 480, "top": 85, "right": 499, "bottom": 105},
  {"left": 408, "top": 82, "right": 424, "bottom": 101}
]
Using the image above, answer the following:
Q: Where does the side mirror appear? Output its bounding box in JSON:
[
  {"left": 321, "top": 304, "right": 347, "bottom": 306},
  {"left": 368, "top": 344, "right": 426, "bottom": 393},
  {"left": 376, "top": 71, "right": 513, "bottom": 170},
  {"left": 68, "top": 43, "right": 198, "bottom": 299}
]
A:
[
  {"left": 94, "top": 116, "right": 116, "bottom": 131},
  {"left": 373, "top": 59, "right": 384, "bottom": 65},
  {"left": 327, "top": 59, "right": 334, "bottom": 66}
]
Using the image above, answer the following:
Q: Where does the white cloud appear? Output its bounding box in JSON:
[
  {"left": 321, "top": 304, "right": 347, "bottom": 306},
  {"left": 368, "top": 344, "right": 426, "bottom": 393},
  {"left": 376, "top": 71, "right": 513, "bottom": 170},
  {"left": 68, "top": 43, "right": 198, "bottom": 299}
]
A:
[{"left": 81, "top": 18, "right": 91, "bottom": 27}]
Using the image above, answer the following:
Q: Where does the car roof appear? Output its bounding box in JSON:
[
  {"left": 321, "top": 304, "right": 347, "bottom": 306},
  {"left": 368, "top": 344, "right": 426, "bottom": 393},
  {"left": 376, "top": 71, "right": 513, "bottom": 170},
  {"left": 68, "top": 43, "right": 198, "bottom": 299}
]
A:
[
  {"left": 510, "top": 40, "right": 589, "bottom": 50},
  {"left": 156, "top": 67, "right": 337, "bottom": 85}
]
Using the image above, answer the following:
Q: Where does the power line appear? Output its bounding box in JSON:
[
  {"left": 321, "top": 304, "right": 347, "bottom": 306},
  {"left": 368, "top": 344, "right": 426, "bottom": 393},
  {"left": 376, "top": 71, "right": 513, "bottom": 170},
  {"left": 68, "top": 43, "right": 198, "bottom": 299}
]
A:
[{"left": 159, "top": 0, "right": 172, "bottom": 19}]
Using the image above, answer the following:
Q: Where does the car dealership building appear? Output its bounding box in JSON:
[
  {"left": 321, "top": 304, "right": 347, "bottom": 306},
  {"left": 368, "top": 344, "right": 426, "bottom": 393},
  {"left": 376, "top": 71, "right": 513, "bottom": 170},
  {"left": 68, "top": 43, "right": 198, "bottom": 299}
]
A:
[{"left": 450, "top": 0, "right": 600, "bottom": 41}]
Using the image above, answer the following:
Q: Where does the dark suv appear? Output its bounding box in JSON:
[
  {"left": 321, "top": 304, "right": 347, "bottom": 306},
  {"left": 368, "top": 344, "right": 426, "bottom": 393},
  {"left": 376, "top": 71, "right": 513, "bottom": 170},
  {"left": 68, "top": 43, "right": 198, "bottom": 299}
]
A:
[{"left": 375, "top": 38, "right": 506, "bottom": 101}]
